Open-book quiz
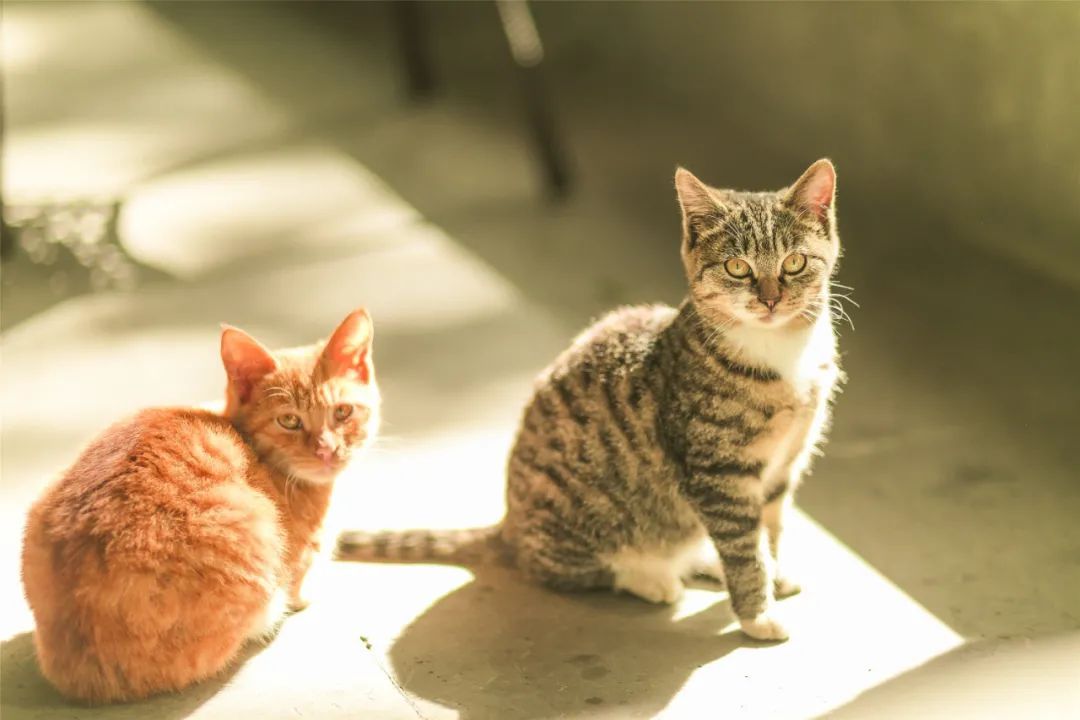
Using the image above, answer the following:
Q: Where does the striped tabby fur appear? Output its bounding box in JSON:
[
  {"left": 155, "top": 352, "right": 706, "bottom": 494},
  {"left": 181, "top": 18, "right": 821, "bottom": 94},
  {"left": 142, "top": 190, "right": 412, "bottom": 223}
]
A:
[{"left": 338, "top": 160, "right": 845, "bottom": 641}]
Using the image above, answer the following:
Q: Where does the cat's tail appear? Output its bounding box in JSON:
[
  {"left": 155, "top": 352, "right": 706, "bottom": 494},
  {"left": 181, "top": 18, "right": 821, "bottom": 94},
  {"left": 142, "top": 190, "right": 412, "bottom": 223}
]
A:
[{"left": 334, "top": 524, "right": 505, "bottom": 565}]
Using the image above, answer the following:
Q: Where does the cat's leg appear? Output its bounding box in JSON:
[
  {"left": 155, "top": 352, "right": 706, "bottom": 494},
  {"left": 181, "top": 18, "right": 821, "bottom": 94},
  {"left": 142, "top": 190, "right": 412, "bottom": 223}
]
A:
[
  {"left": 287, "top": 543, "right": 317, "bottom": 612},
  {"left": 513, "top": 516, "right": 614, "bottom": 595},
  {"left": 720, "top": 531, "right": 787, "bottom": 641},
  {"left": 608, "top": 547, "right": 686, "bottom": 604},
  {"left": 765, "top": 432, "right": 818, "bottom": 598},
  {"left": 245, "top": 587, "right": 289, "bottom": 642},
  {"left": 605, "top": 524, "right": 719, "bottom": 603},
  {"left": 762, "top": 485, "right": 800, "bottom": 598},
  {"left": 688, "top": 532, "right": 726, "bottom": 587},
  {"left": 682, "top": 466, "right": 787, "bottom": 641},
  {"left": 516, "top": 509, "right": 685, "bottom": 604},
  {"left": 618, "top": 530, "right": 724, "bottom": 593}
]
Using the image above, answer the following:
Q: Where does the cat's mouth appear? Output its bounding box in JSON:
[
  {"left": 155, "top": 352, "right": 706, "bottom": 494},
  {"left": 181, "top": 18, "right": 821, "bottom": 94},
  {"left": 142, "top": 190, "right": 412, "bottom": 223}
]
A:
[
  {"left": 322, "top": 456, "right": 348, "bottom": 472},
  {"left": 749, "top": 305, "right": 785, "bottom": 323},
  {"left": 310, "top": 455, "right": 347, "bottom": 473},
  {"left": 748, "top": 305, "right": 807, "bottom": 328}
]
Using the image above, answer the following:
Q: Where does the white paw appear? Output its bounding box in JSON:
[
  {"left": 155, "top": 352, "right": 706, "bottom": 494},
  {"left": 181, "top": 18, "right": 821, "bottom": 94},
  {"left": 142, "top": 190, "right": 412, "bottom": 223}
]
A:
[
  {"left": 739, "top": 613, "right": 789, "bottom": 641},
  {"left": 774, "top": 575, "right": 802, "bottom": 598},
  {"left": 615, "top": 571, "right": 685, "bottom": 605}
]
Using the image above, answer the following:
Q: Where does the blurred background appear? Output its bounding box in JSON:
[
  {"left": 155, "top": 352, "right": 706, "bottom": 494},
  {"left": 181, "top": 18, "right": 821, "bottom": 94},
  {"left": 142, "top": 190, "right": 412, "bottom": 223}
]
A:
[{"left": 2, "top": 2, "right": 1078, "bottom": 718}]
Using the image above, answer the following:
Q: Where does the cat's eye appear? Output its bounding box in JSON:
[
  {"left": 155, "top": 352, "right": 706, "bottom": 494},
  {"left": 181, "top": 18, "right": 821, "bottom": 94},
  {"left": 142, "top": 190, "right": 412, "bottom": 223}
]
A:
[
  {"left": 333, "top": 404, "right": 354, "bottom": 422},
  {"left": 277, "top": 414, "right": 303, "bottom": 431},
  {"left": 724, "top": 258, "right": 752, "bottom": 278},
  {"left": 782, "top": 253, "right": 807, "bottom": 274}
]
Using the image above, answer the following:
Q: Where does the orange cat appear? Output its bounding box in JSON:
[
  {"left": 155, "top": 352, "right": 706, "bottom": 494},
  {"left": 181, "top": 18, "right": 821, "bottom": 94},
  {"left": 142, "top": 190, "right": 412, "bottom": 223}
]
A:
[{"left": 21, "top": 308, "right": 380, "bottom": 704}]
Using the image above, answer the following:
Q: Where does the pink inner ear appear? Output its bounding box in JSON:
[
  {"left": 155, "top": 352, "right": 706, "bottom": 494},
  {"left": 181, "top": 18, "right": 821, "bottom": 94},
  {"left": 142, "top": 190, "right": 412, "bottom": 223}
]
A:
[
  {"left": 321, "top": 309, "right": 373, "bottom": 383},
  {"left": 221, "top": 327, "right": 277, "bottom": 403},
  {"left": 805, "top": 174, "right": 834, "bottom": 209},
  {"left": 325, "top": 343, "right": 370, "bottom": 383},
  {"left": 794, "top": 162, "right": 836, "bottom": 220}
]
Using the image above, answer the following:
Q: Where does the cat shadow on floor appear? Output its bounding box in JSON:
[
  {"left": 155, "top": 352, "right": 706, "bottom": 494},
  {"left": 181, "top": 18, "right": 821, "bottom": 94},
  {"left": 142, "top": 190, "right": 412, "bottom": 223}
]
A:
[
  {"left": 386, "top": 565, "right": 759, "bottom": 719},
  {"left": 0, "top": 632, "right": 268, "bottom": 720}
]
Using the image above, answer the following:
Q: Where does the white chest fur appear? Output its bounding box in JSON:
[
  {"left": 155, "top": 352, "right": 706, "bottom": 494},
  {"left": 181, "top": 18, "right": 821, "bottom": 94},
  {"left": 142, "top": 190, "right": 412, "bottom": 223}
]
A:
[{"left": 725, "top": 315, "right": 836, "bottom": 399}]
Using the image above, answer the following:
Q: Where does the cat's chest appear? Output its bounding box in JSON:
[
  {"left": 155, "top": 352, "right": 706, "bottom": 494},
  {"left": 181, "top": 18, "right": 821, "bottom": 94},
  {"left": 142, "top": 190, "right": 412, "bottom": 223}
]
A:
[
  {"left": 260, "top": 469, "right": 332, "bottom": 548},
  {"left": 726, "top": 320, "right": 837, "bottom": 403}
]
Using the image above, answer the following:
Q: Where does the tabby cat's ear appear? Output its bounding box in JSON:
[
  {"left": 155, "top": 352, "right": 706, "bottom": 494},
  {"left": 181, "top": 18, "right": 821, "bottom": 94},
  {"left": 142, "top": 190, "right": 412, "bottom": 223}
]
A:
[
  {"left": 675, "top": 167, "right": 723, "bottom": 249},
  {"left": 785, "top": 158, "right": 836, "bottom": 226},
  {"left": 220, "top": 326, "right": 278, "bottom": 404},
  {"left": 320, "top": 308, "right": 374, "bottom": 384}
]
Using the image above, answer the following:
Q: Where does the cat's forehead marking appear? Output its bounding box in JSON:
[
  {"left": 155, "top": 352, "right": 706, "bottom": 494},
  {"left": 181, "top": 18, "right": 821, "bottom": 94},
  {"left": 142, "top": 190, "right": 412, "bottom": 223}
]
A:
[
  {"left": 259, "top": 369, "right": 313, "bottom": 410},
  {"left": 707, "top": 192, "right": 815, "bottom": 261},
  {"left": 316, "top": 380, "right": 350, "bottom": 406},
  {"left": 715, "top": 199, "right": 777, "bottom": 257}
]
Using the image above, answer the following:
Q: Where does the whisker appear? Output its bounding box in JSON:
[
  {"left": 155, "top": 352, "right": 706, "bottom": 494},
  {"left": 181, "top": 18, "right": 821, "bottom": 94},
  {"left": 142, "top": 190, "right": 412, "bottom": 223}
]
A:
[
  {"left": 808, "top": 297, "right": 855, "bottom": 332},
  {"left": 829, "top": 293, "right": 860, "bottom": 308}
]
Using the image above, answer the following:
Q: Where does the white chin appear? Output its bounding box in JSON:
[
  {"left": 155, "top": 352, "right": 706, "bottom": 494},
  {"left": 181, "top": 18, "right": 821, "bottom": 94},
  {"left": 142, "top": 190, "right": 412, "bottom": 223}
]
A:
[
  {"left": 736, "top": 312, "right": 775, "bottom": 325},
  {"left": 744, "top": 312, "right": 793, "bottom": 328}
]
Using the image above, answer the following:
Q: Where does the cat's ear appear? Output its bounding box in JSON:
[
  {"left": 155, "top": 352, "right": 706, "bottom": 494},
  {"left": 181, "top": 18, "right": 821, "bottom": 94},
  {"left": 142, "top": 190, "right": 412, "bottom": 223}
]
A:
[
  {"left": 220, "top": 326, "right": 278, "bottom": 405},
  {"left": 320, "top": 308, "right": 374, "bottom": 383},
  {"left": 785, "top": 158, "right": 836, "bottom": 226},
  {"left": 675, "top": 167, "right": 723, "bottom": 250}
]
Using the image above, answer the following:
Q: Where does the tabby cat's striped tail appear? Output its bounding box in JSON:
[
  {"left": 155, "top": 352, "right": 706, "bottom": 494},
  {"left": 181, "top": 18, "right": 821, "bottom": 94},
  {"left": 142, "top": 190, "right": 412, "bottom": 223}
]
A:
[{"left": 334, "top": 524, "right": 505, "bottom": 564}]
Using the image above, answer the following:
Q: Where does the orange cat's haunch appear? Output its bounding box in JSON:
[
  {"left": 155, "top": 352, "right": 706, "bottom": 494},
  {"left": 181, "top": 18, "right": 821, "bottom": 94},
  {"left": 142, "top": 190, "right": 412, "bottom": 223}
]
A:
[{"left": 21, "top": 309, "right": 380, "bottom": 704}]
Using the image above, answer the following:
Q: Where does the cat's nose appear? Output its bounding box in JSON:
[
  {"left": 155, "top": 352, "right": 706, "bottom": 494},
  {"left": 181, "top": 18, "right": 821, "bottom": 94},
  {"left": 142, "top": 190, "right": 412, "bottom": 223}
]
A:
[
  {"left": 757, "top": 277, "right": 782, "bottom": 311},
  {"left": 315, "top": 431, "right": 337, "bottom": 462}
]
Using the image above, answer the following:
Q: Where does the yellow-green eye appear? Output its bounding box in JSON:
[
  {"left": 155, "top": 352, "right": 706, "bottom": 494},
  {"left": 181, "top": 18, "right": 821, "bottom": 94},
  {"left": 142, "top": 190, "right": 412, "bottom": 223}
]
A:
[
  {"left": 333, "top": 404, "right": 353, "bottom": 422},
  {"left": 724, "top": 258, "right": 752, "bottom": 278},
  {"left": 782, "top": 253, "right": 807, "bottom": 274},
  {"left": 277, "top": 413, "right": 303, "bottom": 431}
]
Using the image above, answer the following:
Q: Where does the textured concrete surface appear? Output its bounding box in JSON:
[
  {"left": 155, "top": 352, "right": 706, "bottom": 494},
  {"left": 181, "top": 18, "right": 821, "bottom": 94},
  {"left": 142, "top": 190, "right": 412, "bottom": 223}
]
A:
[{"left": 3, "top": 2, "right": 1078, "bottom": 718}]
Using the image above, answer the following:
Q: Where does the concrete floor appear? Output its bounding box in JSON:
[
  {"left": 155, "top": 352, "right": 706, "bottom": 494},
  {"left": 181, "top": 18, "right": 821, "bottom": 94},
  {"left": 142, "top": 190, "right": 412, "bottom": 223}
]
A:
[{"left": 2, "top": 2, "right": 1078, "bottom": 718}]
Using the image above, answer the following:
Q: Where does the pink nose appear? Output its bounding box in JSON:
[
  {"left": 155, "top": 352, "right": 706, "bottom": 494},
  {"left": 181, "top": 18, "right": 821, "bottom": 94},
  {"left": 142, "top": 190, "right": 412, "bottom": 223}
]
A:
[
  {"left": 760, "top": 296, "right": 780, "bottom": 311},
  {"left": 316, "top": 445, "right": 336, "bottom": 463}
]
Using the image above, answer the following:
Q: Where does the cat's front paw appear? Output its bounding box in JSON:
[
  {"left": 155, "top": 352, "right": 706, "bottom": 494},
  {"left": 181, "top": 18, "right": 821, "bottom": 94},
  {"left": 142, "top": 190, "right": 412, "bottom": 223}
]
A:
[
  {"left": 739, "top": 613, "right": 789, "bottom": 642},
  {"left": 692, "top": 560, "right": 727, "bottom": 588},
  {"left": 774, "top": 574, "right": 802, "bottom": 598},
  {"left": 614, "top": 570, "right": 685, "bottom": 605},
  {"left": 288, "top": 595, "right": 311, "bottom": 613}
]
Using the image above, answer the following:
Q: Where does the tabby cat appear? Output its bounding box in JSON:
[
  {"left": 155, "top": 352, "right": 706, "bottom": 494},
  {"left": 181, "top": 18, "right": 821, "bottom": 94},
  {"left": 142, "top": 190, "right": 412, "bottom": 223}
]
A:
[
  {"left": 21, "top": 309, "right": 379, "bottom": 703},
  {"left": 338, "top": 160, "right": 843, "bottom": 641}
]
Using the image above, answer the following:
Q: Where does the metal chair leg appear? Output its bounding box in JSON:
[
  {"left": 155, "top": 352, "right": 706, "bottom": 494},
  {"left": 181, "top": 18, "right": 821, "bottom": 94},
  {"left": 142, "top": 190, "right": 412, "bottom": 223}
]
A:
[
  {"left": 394, "top": 1, "right": 436, "bottom": 100},
  {"left": 495, "top": 0, "right": 572, "bottom": 198},
  {"left": 1, "top": 63, "right": 14, "bottom": 261}
]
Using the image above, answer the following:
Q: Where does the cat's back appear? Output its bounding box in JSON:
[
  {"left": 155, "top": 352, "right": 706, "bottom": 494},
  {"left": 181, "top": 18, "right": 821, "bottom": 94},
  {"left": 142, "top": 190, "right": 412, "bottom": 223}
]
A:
[
  {"left": 32, "top": 408, "right": 256, "bottom": 529},
  {"left": 545, "top": 304, "right": 677, "bottom": 383},
  {"left": 24, "top": 406, "right": 280, "bottom": 577}
]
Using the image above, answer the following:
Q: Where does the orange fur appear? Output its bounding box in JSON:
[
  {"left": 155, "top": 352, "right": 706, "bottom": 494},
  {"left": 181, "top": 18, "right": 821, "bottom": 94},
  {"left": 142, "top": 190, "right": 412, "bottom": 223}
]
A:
[{"left": 21, "top": 309, "right": 379, "bottom": 704}]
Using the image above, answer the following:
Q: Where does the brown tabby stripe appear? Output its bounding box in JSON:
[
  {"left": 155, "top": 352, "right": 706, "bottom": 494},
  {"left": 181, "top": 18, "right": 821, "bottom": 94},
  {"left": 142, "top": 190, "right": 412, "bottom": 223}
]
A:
[
  {"left": 685, "top": 458, "right": 764, "bottom": 478},
  {"left": 336, "top": 526, "right": 500, "bottom": 562},
  {"left": 764, "top": 481, "right": 791, "bottom": 505}
]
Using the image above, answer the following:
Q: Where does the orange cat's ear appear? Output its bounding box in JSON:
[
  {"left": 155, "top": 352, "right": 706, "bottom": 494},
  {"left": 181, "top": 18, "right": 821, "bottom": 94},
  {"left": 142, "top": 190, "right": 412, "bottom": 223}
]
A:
[
  {"left": 220, "top": 325, "right": 278, "bottom": 405},
  {"left": 320, "top": 308, "right": 374, "bottom": 383}
]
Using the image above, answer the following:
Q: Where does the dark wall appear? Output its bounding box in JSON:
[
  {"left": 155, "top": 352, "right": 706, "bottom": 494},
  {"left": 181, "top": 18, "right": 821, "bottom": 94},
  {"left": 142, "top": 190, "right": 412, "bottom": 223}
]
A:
[{"left": 526, "top": 2, "right": 1080, "bottom": 285}]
